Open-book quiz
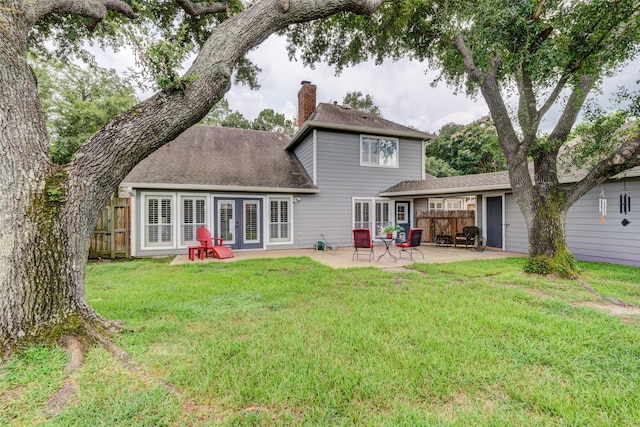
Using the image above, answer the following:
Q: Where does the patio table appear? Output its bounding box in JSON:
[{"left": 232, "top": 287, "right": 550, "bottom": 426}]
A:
[{"left": 376, "top": 237, "right": 397, "bottom": 262}]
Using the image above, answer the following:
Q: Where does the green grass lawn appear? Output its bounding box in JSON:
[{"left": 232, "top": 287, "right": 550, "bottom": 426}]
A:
[{"left": 2, "top": 257, "right": 640, "bottom": 426}]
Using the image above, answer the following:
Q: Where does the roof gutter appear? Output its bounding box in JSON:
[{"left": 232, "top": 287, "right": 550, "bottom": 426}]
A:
[
  {"left": 379, "top": 183, "right": 511, "bottom": 197},
  {"left": 121, "top": 182, "right": 320, "bottom": 194}
]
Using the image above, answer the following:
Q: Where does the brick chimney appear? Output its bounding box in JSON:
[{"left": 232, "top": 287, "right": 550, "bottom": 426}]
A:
[{"left": 298, "top": 81, "right": 317, "bottom": 127}]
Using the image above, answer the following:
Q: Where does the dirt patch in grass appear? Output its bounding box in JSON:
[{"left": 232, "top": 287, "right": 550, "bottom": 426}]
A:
[
  {"left": 574, "top": 301, "right": 640, "bottom": 318},
  {"left": 498, "top": 283, "right": 555, "bottom": 299},
  {"left": 2, "top": 384, "right": 25, "bottom": 404},
  {"left": 182, "top": 400, "right": 230, "bottom": 421},
  {"left": 521, "top": 288, "right": 555, "bottom": 299}
]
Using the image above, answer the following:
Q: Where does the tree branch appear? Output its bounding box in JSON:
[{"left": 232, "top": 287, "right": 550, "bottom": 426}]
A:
[
  {"left": 538, "top": 74, "right": 569, "bottom": 119},
  {"left": 567, "top": 127, "right": 640, "bottom": 206},
  {"left": 532, "top": 0, "right": 546, "bottom": 21},
  {"left": 454, "top": 34, "right": 484, "bottom": 83},
  {"left": 32, "top": 0, "right": 135, "bottom": 25},
  {"left": 456, "top": 35, "right": 536, "bottom": 204},
  {"left": 517, "top": 66, "right": 539, "bottom": 142},
  {"left": 547, "top": 74, "right": 597, "bottom": 150},
  {"left": 102, "top": 0, "right": 137, "bottom": 18},
  {"left": 175, "top": 0, "right": 228, "bottom": 16}
]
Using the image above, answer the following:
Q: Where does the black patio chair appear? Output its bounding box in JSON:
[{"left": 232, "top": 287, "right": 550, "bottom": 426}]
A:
[{"left": 455, "top": 226, "right": 479, "bottom": 248}]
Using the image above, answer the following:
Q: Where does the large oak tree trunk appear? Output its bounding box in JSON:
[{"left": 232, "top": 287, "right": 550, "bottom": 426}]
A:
[
  {"left": 0, "top": 23, "right": 105, "bottom": 351},
  {"left": 526, "top": 191, "right": 570, "bottom": 259},
  {"left": 1, "top": 23, "right": 56, "bottom": 349}
]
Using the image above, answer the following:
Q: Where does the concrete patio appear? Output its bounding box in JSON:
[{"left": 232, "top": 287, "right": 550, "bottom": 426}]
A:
[{"left": 170, "top": 244, "right": 524, "bottom": 270}]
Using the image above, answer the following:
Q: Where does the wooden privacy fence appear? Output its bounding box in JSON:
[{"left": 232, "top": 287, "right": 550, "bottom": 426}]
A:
[
  {"left": 416, "top": 210, "right": 475, "bottom": 244},
  {"left": 89, "top": 197, "right": 130, "bottom": 259}
]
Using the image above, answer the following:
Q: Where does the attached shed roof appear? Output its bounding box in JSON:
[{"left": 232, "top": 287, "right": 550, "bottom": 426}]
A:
[
  {"left": 381, "top": 170, "right": 513, "bottom": 196},
  {"left": 123, "top": 125, "right": 317, "bottom": 192},
  {"left": 381, "top": 165, "right": 640, "bottom": 197},
  {"left": 287, "top": 103, "right": 434, "bottom": 149}
]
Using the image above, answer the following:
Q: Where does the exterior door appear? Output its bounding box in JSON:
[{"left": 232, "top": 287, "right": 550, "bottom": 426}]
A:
[
  {"left": 486, "top": 196, "right": 503, "bottom": 248},
  {"left": 395, "top": 201, "right": 410, "bottom": 241},
  {"left": 215, "top": 198, "right": 263, "bottom": 250}
]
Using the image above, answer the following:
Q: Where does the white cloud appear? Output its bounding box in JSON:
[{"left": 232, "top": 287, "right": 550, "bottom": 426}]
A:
[
  {"left": 225, "top": 90, "right": 266, "bottom": 119},
  {"left": 282, "top": 101, "right": 297, "bottom": 119}
]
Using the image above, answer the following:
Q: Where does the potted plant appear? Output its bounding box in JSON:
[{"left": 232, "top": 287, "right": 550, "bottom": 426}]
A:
[{"left": 382, "top": 224, "right": 403, "bottom": 238}]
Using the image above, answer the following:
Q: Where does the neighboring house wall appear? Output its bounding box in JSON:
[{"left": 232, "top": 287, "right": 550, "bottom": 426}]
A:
[
  {"left": 426, "top": 197, "right": 474, "bottom": 211},
  {"left": 476, "top": 195, "right": 484, "bottom": 231},
  {"left": 414, "top": 198, "right": 429, "bottom": 214},
  {"left": 503, "top": 180, "right": 640, "bottom": 266},
  {"left": 292, "top": 129, "right": 424, "bottom": 247}
]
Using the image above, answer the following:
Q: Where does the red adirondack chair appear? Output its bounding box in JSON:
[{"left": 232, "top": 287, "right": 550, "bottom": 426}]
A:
[{"left": 196, "top": 227, "right": 234, "bottom": 259}]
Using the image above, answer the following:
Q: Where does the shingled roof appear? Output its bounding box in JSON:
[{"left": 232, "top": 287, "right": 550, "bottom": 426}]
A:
[
  {"left": 288, "top": 103, "right": 433, "bottom": 149},
  {"left": 123, "top": 126, "right": 317, "bottom": 192},
  {"left": 381, "top": 170, "right": 513, "bottom": 196}
]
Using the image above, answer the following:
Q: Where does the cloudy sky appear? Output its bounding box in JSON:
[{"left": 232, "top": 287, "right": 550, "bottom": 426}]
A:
[
  {"left": 224, "top": 34, "right": 493, "bottom": 133},
  {"left": 96, "top": 33, "right": 638, "bottom": 134}
]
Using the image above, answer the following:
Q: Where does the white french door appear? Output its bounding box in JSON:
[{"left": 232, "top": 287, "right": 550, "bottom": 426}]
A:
[
  {"left": 353, "top": 198, "right": 393, "bottom": 237},
  {"left": 215, "top": 197, "right": 263, "bottom": 249}
]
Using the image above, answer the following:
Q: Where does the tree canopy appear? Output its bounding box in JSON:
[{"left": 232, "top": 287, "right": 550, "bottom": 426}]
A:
[
  {"left": 33, "top": 58, "right": 138, "bottom": 164},
  {"left": 201, "top": 100, "right": 296, "bottom": 134},
  {"left": 340, "top": 91, "right": 382, "bottom": 116},
  {"left": 426, "top": 116, "right": 506, "bottom": 176}
]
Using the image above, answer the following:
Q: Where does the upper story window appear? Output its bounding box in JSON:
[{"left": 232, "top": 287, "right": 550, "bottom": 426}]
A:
[{"left": 361, "top": 135, "right": 398, "bottom": 168}]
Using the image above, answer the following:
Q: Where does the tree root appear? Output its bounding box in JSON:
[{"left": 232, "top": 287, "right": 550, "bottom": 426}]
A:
[
  {"left": 576, "top": 277, "right": 634, "bottom": 307},
  {"left": 44, "top": 336, "right": 84, "bottom": 417},
  {"left": 86, "top": 327, "right": 131, "bottom": 365},
  {"left": 87, "top": 328, "right": 183, "bottom": 398},
  {"left": 41, "top": 322, "right": 182, "bottom": 418}
]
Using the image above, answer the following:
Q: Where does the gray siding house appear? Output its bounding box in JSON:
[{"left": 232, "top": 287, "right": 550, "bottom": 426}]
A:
[
  {"left": 122, "top": 82, "right": 432, "bottom": 257},
  {"left": 122, "top": 80, "right": 640, "bottom": 266}
]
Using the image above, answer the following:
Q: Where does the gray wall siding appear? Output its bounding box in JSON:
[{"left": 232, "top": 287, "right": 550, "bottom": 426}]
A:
[
  {"left": 292, "top": 130, "right": 425, "bottom": 248},
  {"left": 504, "top": 194, "right": 528, "bottom": 254},
  {"left": 414, "top": 198, "right": 429, "bottom": 217},
  {"left": 293, "top": 134, "right": 315, "bottom": 181},
  {"left": 565, "top": 180, "right": 640, "bottom": 265}
]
